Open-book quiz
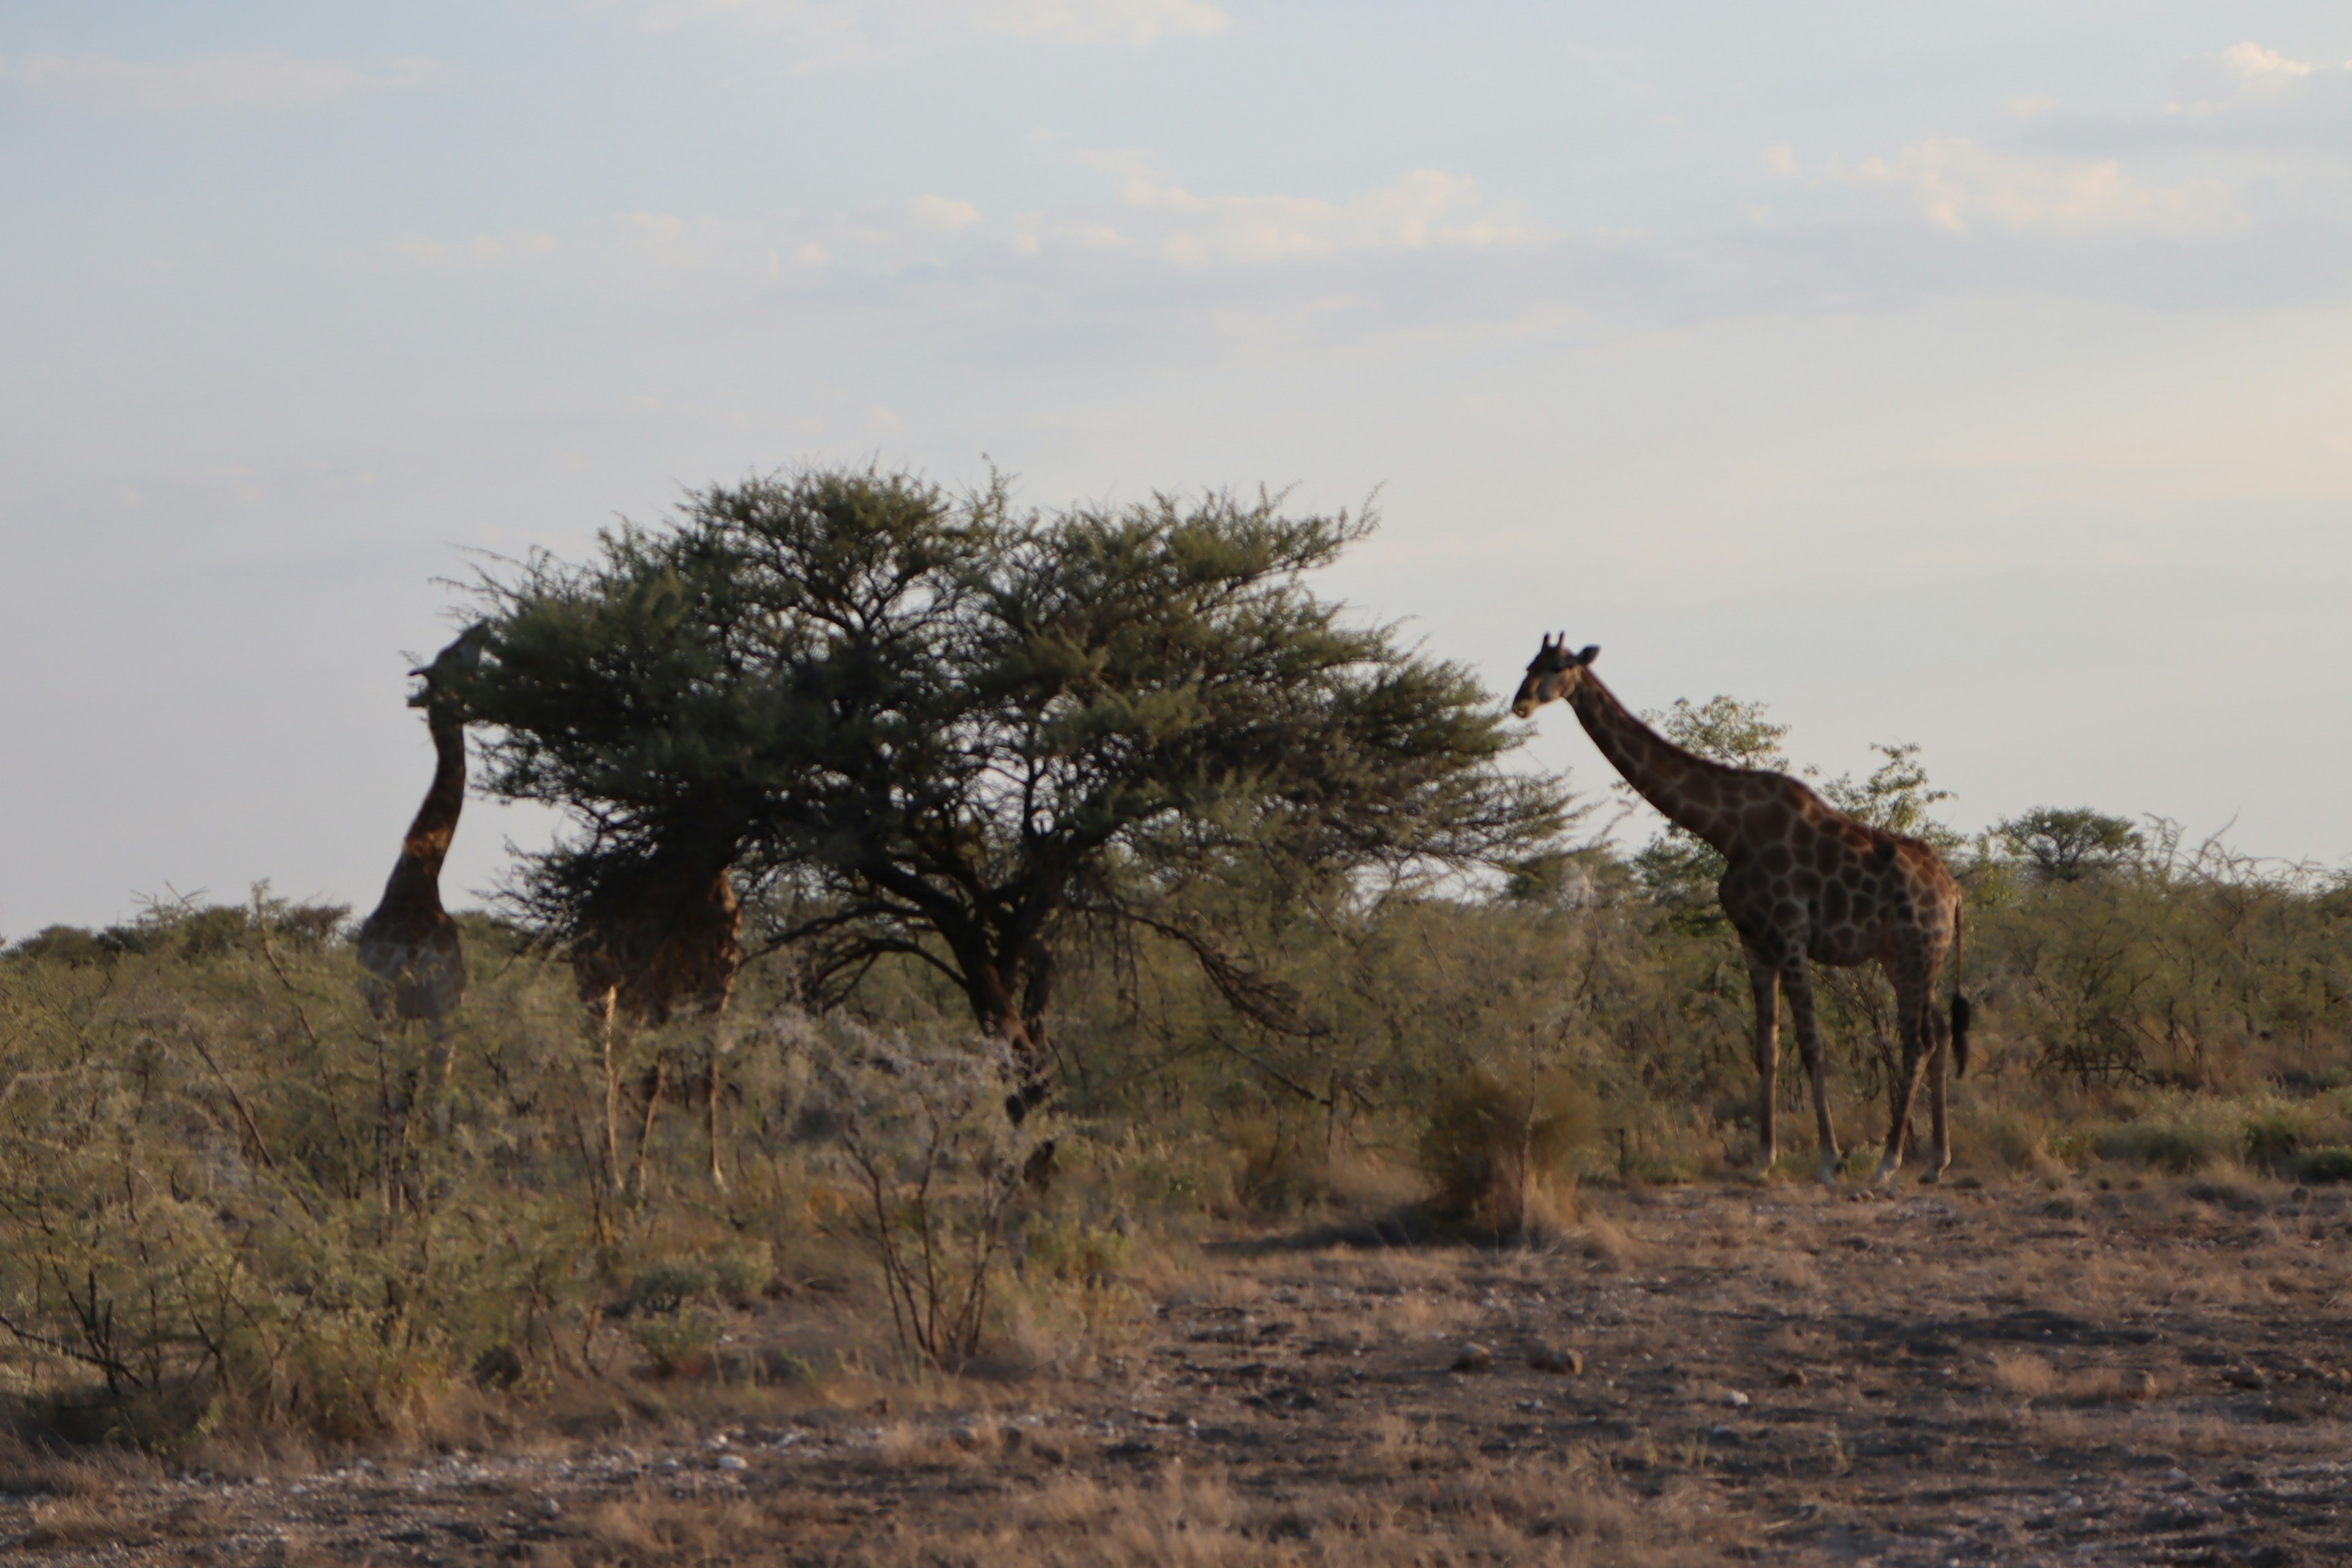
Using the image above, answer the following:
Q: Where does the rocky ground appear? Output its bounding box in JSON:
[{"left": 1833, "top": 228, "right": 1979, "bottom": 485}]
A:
[{"left": 7, "top": 1175, "right": 2352, "bottom": 1566}]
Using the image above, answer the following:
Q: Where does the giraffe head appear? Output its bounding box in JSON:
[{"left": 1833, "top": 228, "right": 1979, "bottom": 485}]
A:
[
  {"left": 1510, "top": 633, "right": 1599, "bottom": 718},
  {"left": 409, "top": 623, "right": 491, "bottom": 715}
]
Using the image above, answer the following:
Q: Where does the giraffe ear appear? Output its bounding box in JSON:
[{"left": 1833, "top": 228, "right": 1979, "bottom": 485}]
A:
[{"left": 1574, "top": 645, "right": 1599, "bottom": 666}]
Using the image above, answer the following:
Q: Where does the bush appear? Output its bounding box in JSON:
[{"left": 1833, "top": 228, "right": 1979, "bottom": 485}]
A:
[
  {"left": 780, "top": 1013, "right": 1047, "bottom": 1371},
  {"left": 2298, "top": 1147, "right": 2352, "bottom": 1183},
  {"left": 1417, "top": 1065, "right": 1591, "bottom": 1236},
  {"left": 630, "top": 1311, "right": 723, "bottom": 1378}
]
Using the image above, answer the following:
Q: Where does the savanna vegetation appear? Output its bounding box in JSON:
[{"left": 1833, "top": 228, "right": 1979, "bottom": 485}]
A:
[{"left": 1, "top": 468, "right": 2348, "bottom": 1472}]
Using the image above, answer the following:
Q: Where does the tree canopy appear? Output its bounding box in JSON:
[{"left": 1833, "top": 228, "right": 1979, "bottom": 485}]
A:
[
  {"left": 1996, "top": 807, "right": 2143, "bottom": 883},
  {"left": 457, "top": 469, "right": 1567, "bottom": 1086}
]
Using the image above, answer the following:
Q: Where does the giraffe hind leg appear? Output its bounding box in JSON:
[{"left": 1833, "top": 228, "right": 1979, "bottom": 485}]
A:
[
  {"left": 1872, "top": 960, "right": 1933, "bottom": 1185},
  {"left": 1743, "top": 948, "right": 1782, "bottom": 1180},
  {"left": 1918, "top": 982, "right": 1953, "bottom": 1183},
  {"left": 1782, "top": 960, "right": 1842, "bottom": 1184}
]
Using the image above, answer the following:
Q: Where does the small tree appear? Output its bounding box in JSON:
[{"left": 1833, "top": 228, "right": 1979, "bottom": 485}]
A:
[
  {"left": 461, "top": 469, "right": 1565, "bottom": 1101},
  {"left": 1996, "top": 807, "right": 2142, "bottom": 883},
  {"left": 1816, "top": 742, "right": 1960, "bottom": 851}
]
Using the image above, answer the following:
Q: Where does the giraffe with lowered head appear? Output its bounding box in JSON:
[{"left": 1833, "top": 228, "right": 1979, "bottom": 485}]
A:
[
  {"left": 1512, "top": 636, "right": 1969, "bottom": 1183},
  {"left": 569, "top": 840, "right": 744, "bottom": 1193},
  {"left": 356, "top": 626, "right": 490, "bottom": 1023}
]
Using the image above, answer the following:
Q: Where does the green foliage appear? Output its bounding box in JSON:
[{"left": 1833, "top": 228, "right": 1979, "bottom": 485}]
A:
[
  {"left": 1980, "top": 823, "right": 2345, "bottom": 1087},
  {"left": 0, "top": 923, "right": 622, "bottom": 1440},
  {"left": 623, "top": 1264, "right": 715, "bottom": 1317},
  {"left": 6, "top": 893, "right": 351, "bottom": 967},
  {"left": 628, "top": 1311, "right": 723, "bottom": 1378},
  {"left": 459, "top": 467, "right": 1568, "bottom": 1068},
  {"left": 1651, "top": 695, "right": 1793, "bottom": 771},
  {"left": 2298, "top": 1147, "right": 2352, "bottom": 1183},
  {"left": 4, "top": 925, "right": 109, "bottom": 965},
  {"left": 1996, "top": 807, "right": 2143, "bottom": 883},
  {"left": 1814, "top": 742, "right": 1959, "bottom": 850}
]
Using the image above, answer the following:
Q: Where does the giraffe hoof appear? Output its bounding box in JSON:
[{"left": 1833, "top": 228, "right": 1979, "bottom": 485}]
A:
[{"left": 1815, "top": 1164, "right": 1840, "bottom": 1186}]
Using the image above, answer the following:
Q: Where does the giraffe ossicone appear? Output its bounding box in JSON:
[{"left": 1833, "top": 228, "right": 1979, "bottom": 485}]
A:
[{"left": 1512, "top": 636, "right": 1969, "bottom": 1185}]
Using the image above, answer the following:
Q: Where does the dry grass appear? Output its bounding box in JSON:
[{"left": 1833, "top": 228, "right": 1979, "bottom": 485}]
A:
[
  {"left": 572, "top": 1490, "right": 782, "bottom": 1566},
  {"left": 1572, "top": 1213, "right": 1643, "bottom": 1271},
  {"left": 8, "top": 1177, "right": 2351, "bottom": 1567}
]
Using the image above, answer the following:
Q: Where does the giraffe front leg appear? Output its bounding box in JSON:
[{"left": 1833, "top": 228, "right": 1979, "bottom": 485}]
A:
[
  {"left": 1782, "top": 960, "right": 1842, "bottom": 1184},
  {"left": 1743, "top": 948, "right": 1781, "bottom": 1180}
]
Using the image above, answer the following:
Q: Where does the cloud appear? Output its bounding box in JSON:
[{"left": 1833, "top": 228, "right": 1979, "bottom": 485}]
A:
[
  {"left": 1064, "top": 157, "right": 1541, "bottom": 263},
  {"left": 906, "top": 194, "right": 982, "bottom": 232},
  {"left": 393, "top": 231, "right": 560, "bottom": 268},
  {"left": 2169, "top": 40, "right": 2337, "bottom": 115},
  {"left": 1833, "top": 138, "right": 2226, "bottom": 235},
  {"left": 596, "top": 163, "right": 1531, "bottom": 298},
  {"left": 616, "top": 0, "right": 1226, "bottom": 47},
  {"left": 2219, "top": 41, "right": 2314, "bottom": 92},
  {"left": 0, "top": 51, "right": 450, "bottom": 113}
]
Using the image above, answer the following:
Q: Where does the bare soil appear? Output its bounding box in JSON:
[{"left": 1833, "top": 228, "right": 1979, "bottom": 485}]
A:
[{"left": 8, "top": 1176, "right": 2352, "bottom": 1566}]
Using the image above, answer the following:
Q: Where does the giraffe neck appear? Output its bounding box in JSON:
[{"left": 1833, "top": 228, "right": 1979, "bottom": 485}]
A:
[
  {"left": 1566, "top": 674, "right": 1743, "bottom": 851},
  {"left": 398, "top": 709, "right": 467, "bottom": 880}
]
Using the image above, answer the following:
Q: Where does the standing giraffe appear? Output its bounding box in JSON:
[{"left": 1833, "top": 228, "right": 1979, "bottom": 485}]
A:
[
  {"left": 1511, "top": 636, "right": 1969, "bottom": 1183},
  {"left": 356, "top": 627, "right": 489, "bottom": 1023},
  {"left": 570, "top": 842, "right": 743, "bottom": 1193}
]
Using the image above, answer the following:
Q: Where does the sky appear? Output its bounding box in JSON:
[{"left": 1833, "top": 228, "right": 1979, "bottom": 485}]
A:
[{"left": 2, "top": 1, "right": 2350, "bottom": 933}]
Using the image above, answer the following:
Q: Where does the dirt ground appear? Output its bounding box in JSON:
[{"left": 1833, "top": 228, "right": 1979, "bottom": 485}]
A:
[{"left": 9, "top": 1175, "right": 2352, "bottom": 1567}]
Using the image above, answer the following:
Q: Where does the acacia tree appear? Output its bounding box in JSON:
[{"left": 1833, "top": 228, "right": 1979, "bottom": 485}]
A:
[
  {"left": 459, "top": 469, "right": 1566, "bottom": 1101},
  {"left": 1996, "top": 807, "right": 2142, "bottom": 883}
]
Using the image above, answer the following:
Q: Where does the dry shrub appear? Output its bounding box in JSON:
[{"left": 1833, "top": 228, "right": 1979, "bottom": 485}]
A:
[
  {"left": 1223, "top": 1115, "right": 1336, "bottom": 1216},
  {"left": 581, "top": 1489, "right": 777, "bottom": 1566},
  {"left": 782, "top": 1013, "right": 1046, "bottom": 1371},
  {"left": 1371, "top": 1291, "right": 1476, "bottom": 1340},
  {"left": 1417, "top": 1065, "right": 1591, "bottom": 1237},
  {"left": 21, "top": 1494, "right": 124, "bottom": 1548},
  {"left": 2095, "top": 1094, "right": 2309, "bottom": 1176},
  {"left": 1961, "top": 1102, "right": 2068, "bottom": 1177},
  {"left": 1758, "top": 1248, "right": 1820, "bottom": 1295},
  {"left": 794, "top": 1452, "right": 1738, "bottom": 1568},
  {"left": 1989, "top": 1352, "right": 2057, "bottom": 1397},
  {"left": 1365, "top": 1412, "right": 1438, "bottom": 1472}
]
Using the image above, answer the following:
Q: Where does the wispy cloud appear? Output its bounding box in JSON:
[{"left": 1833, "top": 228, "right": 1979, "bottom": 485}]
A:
[
  {"left": 594, "top": 162, "right": 1537, "bottom": 296},
  {"left": 2168, "top": 40, "right": 2343, "bottom": 116},
  {"left": 1052, "top": 157, "right": 1541, "bottom": 262},
  {"left": 1829, "top": 138, "right": 2226, "bottom": 235},
  {"left": 0, "top": 51, "right": 450, "bottom": 113},
  {"left": 616, "top": 0, "right": 1227, "bottom": 47}
]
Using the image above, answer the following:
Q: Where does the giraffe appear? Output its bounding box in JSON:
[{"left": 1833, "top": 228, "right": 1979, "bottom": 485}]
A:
[
  {"left": 569, "top": 841, "right": 743, "bottom": 1192},
  {"left": 1511, "top": 635, "right": 1970, "bottom": 1184},
  {"left": 355, "top": 627, "right": 490, "bottom": 1024}
]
